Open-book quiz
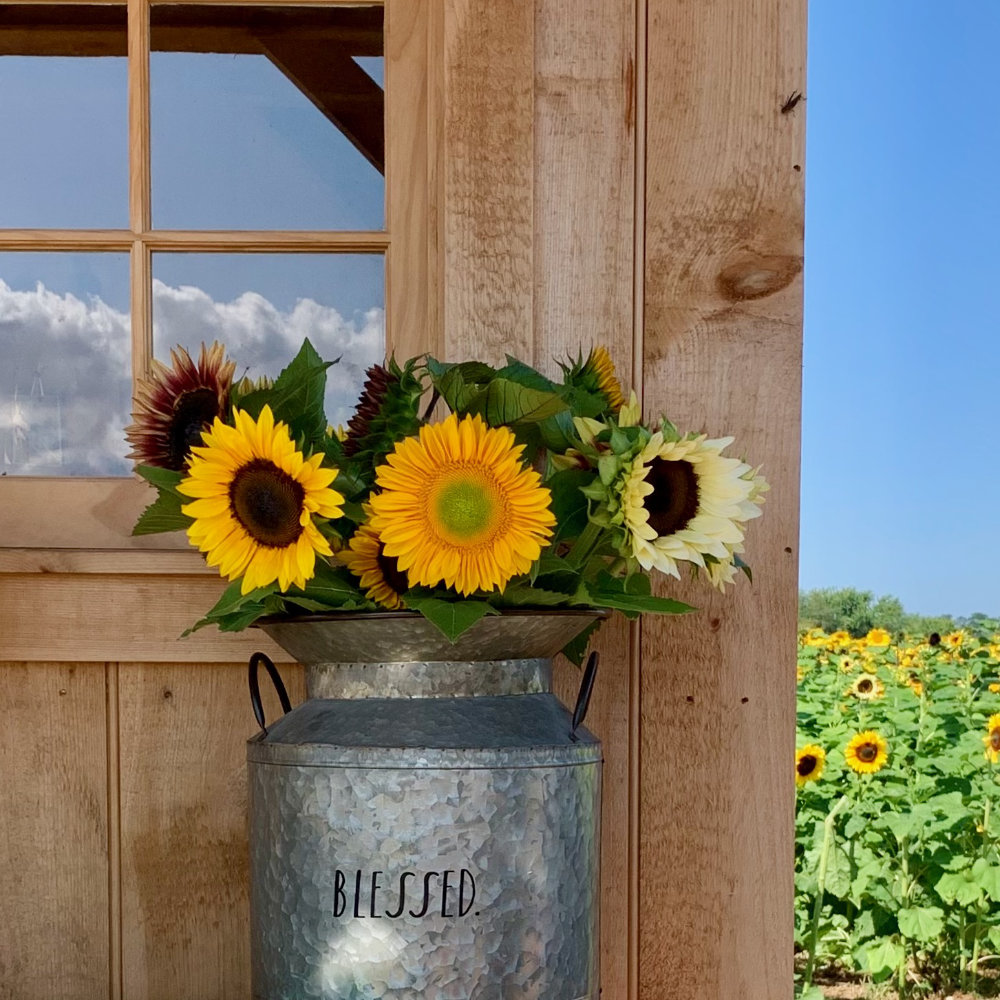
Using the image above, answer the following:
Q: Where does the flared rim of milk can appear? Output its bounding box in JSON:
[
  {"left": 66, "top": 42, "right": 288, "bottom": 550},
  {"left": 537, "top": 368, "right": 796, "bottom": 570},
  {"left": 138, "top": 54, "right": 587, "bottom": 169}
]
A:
[{"left": 252, "top": 608, "right": 610, "bottom": 667}]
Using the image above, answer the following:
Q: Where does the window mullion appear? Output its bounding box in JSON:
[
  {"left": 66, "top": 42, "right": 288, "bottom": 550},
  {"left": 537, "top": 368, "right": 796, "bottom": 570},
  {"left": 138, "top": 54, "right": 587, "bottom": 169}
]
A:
[{"left": 128, "top": 0, "right": 151, "bottom": 383}]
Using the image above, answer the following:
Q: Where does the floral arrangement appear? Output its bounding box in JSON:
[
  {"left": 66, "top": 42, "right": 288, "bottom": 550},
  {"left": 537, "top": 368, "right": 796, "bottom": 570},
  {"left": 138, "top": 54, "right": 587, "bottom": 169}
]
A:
[{"left": 125, "top": 340, "right": 766, "bottom": 659}]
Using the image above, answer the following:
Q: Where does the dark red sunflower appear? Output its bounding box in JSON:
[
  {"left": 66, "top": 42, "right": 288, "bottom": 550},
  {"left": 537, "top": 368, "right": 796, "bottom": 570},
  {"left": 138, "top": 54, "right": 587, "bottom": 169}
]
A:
[{"left": 125, "top": 342, "right": 236, "bottom": 471}]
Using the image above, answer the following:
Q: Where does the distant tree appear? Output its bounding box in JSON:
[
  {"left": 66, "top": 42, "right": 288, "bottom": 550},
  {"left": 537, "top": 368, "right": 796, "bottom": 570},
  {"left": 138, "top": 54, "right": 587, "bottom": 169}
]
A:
[{"left": 799, "top": 587, "right": 904, "bottom": 638}]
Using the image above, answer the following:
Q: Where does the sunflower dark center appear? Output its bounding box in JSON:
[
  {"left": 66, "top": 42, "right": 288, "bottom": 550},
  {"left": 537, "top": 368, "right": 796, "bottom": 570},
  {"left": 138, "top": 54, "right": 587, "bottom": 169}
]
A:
[
  {"left": 991, "top": 729, "right": 1000, "bottom": 752},
  {"left": 797, "top": 755, "right": 817, "bottom": 777},
  {"left": 229, "top": 459, "right": 305, "bottom": 548},
  {"left": 168, "top": 388, "right": 220, "bottom": 469},
  {"left": 857, "top": 679, "right": 873, "bottom": 693},
  {"left": 857, "top": 742, "right": 878, "bottom": 763},
  {"left": 643, "top": 457, "right": 700, "bottom": 537},
  {"left": 376, "top": 545, "right": 409, "bottom": 595}
]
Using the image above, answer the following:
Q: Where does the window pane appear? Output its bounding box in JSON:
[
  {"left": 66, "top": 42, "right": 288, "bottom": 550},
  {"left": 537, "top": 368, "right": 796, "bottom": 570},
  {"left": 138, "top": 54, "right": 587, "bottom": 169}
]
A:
[
  {"left": 152, "top": 253, "right": 384, "bottom": 426},
  {"left": 0, "top": 253, "right": 131, "bottom": 476},
  {"left": 0, "top": 6, "right": 128, "bottom": 227},
  {"left": 150, "top": 5, "right": 384, "bottom": 231}
]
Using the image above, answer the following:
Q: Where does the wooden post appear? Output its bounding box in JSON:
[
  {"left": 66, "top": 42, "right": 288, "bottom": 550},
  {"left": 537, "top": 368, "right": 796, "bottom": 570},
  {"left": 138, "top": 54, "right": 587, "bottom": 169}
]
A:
[{"left": 639, "top": 0, "right": 805, "bottom": 996}]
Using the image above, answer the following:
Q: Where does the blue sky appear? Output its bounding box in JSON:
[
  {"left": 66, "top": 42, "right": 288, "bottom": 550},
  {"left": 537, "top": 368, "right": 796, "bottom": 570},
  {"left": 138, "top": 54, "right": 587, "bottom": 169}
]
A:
[{"left": 802, "top": 2, "right": 1000, "bottom": 617}]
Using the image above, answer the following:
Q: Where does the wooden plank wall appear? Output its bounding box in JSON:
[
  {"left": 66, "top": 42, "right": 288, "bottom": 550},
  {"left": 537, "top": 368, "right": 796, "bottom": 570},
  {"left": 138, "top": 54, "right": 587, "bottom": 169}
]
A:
[
  {"left": 0, "top": 1, "right": 803, "bottom": 998},
  {"left": 639, "top": 1, "right": 805, "bottom": 996}
]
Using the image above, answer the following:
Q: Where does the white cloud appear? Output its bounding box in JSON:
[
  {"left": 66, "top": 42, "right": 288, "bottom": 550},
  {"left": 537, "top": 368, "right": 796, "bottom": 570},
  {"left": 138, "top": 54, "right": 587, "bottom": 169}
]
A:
[{"left": 0, "top": 278, "right": 384, "bottom": 475}]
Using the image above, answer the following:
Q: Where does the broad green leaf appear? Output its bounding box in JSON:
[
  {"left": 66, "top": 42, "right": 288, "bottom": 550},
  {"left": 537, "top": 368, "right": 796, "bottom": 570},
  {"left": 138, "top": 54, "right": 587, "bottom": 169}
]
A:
[
  {"left": 132, "top": 489, "right": 191, "bottom": 536},
  {"left": 240, "top": 338, "right": 332, "bottom": 442},
  {"left": 134, "top": 463, "right": 184, "bottom": 492},
  {"left": 865, "top": 937, "right": 905, "bottom": 978},
  {"left": 972, "top": 859, "right": 1000, "bottom": 901},
  {"left": 467, "top": 379, "right": 569, "bottom": 426},
  {"left": 794, "top": 986, "right": 825, "bottom": 1000},
  {"left": 403, "top": 596, "right": 499, "bottom": 642},
  {"left": 897, "top": 905, "right": 944, "bottom": 942},
  {"left": 935, "top": 870, "right": 982, "bottom": 906},
  {"left": 560, "top": 616, "right": 604, "bottom": 667},
  {"left": 545, "top": 468, "right": 594, "bottom": 542}
]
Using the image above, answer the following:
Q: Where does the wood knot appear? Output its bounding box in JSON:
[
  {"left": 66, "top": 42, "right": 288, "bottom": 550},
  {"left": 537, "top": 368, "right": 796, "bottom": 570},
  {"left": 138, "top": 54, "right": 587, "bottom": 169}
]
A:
[
  {"left": 717, "top": 254, "right": 802, "bottom": 302},
  {"left": 709, "top": 617, "right": 722, "bottom": 631}
]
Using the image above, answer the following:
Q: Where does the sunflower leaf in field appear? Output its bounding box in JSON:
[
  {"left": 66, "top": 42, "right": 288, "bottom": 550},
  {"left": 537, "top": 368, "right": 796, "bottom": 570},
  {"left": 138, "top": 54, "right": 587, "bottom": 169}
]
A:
[
  {"left": 971, "top": 859, "right": 1000, "bottom": 901},
  {"left": 865, "top": 937, "right": 905, "bottom": 979},
  {"left": 794, "top": 986, "right": 825, "bottom": 1000},
  {"left": 898, "top": 905, "right": 944, "bottom": 943},
  {"left": 935, "top": 870, "right": 983, "bottom": 906},
  {"left": 988, "top": 924, "right": 1000, "bottom": 951},
  {"left": 403, "top": 596, "right": 499, "bottom": 642}
]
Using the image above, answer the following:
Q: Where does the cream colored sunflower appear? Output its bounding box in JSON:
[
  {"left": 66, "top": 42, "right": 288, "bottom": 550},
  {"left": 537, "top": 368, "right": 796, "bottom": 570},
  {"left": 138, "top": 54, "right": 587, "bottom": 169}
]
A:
[
  {"left": 369, "top": 413, "right": 555, "bottom": 596},
  {"left": 849, "top": 674, "right": 884, "bottom": 700},
  {"left": 178, "top": 405, "right": 344, "bottom": 594},
  {"left": 618, "top": 431, "right": 765, "bottom": 584}
]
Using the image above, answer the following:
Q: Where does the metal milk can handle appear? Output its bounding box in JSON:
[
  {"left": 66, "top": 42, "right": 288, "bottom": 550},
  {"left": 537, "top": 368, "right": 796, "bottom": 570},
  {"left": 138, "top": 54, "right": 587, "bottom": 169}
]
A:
[
  {"left": 248, "top": 651, "right": 293, "bottom": 736},
  {"left": 570, "top": 650, "right": 599, "bottom": 740}
]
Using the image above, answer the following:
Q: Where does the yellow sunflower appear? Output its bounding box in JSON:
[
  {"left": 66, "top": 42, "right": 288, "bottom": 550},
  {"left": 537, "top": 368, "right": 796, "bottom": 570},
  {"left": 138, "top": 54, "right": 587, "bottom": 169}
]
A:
[
  {"left": 340, "top": 517, "right": 407, "bottom": 609},
  {"left": 582, "top": 346, "right": 626, "bottom": 412},
  {"left": 178, "top": 406, "right": 344, "bottom": 594},
  {"left": 796, "top": 745, "right": 826, "bottom": 788},
  {"left": 985, "top": 714, "right": 1000, "bottom": 764},
  {"left": 126, "top": 341, "right": 236, "bottom": 470},
  {"left": 988, "top": 683, "right": 1000, "bottom": 694},
  {"left": 618, "top": 431, "right": 765, "bottom": 585},
  {"left": 849, "top": 674, "right": 884, "bottom": 700},
  {"left": 844, "top": 731, "right": 889, "bottom": 775},
  {"left": 865, "top": 627, "right": 891, "bottom": 647},
  {"left": 368, "top": 413, "right": 555, "bottom": 596}
]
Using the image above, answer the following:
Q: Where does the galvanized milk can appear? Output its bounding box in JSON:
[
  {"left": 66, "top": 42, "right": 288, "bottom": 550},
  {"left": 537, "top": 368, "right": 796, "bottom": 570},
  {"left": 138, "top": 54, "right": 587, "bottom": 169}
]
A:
[{"left": 246, "top": 610, "right": 603, "bottom": 1000}]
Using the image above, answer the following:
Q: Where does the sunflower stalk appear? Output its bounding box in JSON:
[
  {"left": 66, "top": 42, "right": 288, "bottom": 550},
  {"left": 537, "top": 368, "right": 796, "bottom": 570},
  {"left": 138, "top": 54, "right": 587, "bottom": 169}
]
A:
[{"left": 804, "top": 794, "right": 849, "bottom": 987}]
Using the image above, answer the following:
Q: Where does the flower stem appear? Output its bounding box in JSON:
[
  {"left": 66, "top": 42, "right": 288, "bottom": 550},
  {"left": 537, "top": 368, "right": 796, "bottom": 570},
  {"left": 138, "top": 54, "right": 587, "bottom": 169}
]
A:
[
  {"left": 804, "top": 795, "right": 849, "bottom": 986},
  {"left": 566, "top": 520, "right": 603, "bottom": 570}
]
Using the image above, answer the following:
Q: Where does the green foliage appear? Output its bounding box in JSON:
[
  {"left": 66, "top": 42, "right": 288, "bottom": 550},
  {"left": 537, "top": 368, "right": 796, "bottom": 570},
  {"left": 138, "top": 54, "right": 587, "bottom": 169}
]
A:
[
  {"left": 796, "top": 626, "right": 1000, "bottom": 996},
  {"left": 799, "top": 587, "right": 905, "bottom": 637},
  {"left": 135, "top": 340, "right": 764, "bottom": 641}
]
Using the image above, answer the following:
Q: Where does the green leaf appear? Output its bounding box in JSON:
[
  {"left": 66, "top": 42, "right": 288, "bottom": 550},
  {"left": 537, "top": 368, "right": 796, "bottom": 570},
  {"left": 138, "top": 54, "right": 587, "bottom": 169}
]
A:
[
  {"left": 935, "top": 870, "right": 983, "bottom": 906},
  {"left": 241, "top": 338, "right": 332, "bottom": 442},
  {"left": 182, "top": 580, "right": 279, "bottom": 635},
  {"left": 403, "top": 596, "right": 499, "bottom": 642},
  {"left": 897, "top": 905, "right": 944, "bottom": 942},
  {"left": 286, "top": 560, "right": 367, "bottom": 609},
  {"left": 560, "top": 616, "right": 604, "bottom": 667},
  {"left": 134, "top": 464, "right": 184, "bottom": 492},
  {"left": 794, "top": 986, "right": 825, "bottom": 1000},
  {"left": 467, "top": 379, "right": 569, "bottom": 426},
  {"left": 972, "top": 858, "right": 1000, "bottom": 901},
  {"left": 590, "top": 573, "right": 694, "bottom": 617},
  {"left": 493, "top": 584, "right": 572, "bottom": 607},
  {"left": 132, "top": 488, "right": 191, "bottom": 536},
  {"left": 546, "top": 468, "right": 593, "bottom": 542},
  {"left": 865, "top": 937, "right": 905, "bottom": 978}
]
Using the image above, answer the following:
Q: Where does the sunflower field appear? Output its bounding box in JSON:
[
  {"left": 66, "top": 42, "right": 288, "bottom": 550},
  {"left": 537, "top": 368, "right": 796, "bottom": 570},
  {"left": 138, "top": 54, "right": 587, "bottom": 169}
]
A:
[{"left": 795, "top": 628, "right": 1000, "bottom": 998}]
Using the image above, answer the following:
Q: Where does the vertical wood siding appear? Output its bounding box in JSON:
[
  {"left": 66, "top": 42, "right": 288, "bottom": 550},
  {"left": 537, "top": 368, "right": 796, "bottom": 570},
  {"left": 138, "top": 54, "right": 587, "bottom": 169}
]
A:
[{"left": 0, "top": 2, "right": 803, "bottom": 997}]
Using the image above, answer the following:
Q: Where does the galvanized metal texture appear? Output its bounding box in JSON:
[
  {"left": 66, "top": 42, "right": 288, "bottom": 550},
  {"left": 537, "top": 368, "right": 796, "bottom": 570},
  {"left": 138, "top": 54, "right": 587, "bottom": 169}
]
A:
[{"left": 248, "top": 611, "right": 603, "bottom": 1000}]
